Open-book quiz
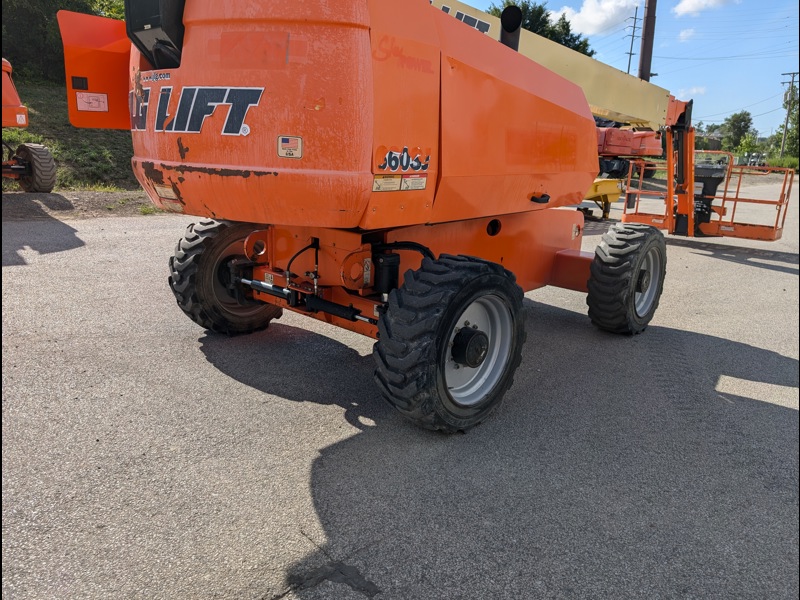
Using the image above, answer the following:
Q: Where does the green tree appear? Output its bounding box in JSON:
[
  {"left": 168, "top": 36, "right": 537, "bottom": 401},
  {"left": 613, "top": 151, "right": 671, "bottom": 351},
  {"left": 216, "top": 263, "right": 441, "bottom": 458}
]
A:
[
  {"left": 776, "top": 84, "right": 798, "bottom": 158},
  {"left": 735, "top": 133, "right": 759, "bottom": 157},
  {"left": 696, "top": 122, "right": 723, "bottom": 151},
  {"left": 721, "top": 111, "right": 754, "bottom": 151},
  {"left": 93, "top": 0, "right": 124, "bottom": 20},
  {"left": 1, "top": 0, "right": 121, "bottom": 83},
  {"left": 487, "top": 0, "right": 595, "bottom": 57}
]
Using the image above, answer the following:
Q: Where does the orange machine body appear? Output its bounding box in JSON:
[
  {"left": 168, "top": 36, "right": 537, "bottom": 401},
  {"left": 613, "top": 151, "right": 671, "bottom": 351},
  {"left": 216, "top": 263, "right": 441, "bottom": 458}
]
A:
[
  {"left": 58, "top": 1, "right": 600, "bottom": 339},
  {"left": 597, "top": 128, "right": 662, "bottom": 157},
  {"left": 2, "top": 58, "right": 29, "bottom": 128},
  {"left": 57, "top": 2, "right": 597, "bottom": 231}
]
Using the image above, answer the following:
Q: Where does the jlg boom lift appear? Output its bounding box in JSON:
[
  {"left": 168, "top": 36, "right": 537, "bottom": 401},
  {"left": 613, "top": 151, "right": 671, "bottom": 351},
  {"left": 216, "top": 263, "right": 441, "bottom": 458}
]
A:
[
  {"left": 56, "top": 1, "right": 790, "bottom": 433},
  {"left": 2, "top": 58, "right": 57, "bottom": 193},
  {"left": 432, "top": 0, "right": 794, "bottom": 237}
]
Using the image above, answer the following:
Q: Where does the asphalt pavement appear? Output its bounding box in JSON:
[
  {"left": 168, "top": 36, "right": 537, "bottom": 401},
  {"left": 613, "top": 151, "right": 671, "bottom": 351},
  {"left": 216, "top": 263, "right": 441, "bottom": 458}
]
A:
[{"left": 2, "top": 183, "right": 798, "bottom": 599}]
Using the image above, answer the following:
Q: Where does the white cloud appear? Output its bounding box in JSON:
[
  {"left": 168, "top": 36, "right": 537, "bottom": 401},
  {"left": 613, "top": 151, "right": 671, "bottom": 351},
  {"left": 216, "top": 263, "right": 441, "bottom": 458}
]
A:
[
  {"left": 549, "top": 0, "right": 638, "bottom": 36},
  {"left": 678, "top": 28, "right": 695, "bottom": 42},
  {"left": 673, "top": 0, "right": 740, "bottom": 17},
  {"left": 678, "top": 86, "right": 707, "bottom": 97}
]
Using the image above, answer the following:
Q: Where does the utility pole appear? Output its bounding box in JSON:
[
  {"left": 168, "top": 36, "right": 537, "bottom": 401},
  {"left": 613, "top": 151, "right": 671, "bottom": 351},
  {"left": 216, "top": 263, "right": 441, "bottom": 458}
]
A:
[
  {"left": 638, "top": 0, "right": 657, "bottom": 81},
  {"left": 625, "top": 6, "right": 640, "bottom": 75},
  {"left": 780, "top": 71, "right": 798, "bottom": 158}
]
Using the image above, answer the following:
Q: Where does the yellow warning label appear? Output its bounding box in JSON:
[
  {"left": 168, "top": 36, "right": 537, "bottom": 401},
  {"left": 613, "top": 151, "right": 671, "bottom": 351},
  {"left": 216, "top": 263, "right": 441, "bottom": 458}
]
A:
[{"left": 372, "top": 175, "right": 402, "bottom": 192}]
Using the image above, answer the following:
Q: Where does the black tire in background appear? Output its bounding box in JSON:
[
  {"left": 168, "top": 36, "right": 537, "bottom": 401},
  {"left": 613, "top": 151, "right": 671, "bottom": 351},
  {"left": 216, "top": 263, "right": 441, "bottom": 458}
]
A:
[
  {"left": 16, "top": 143, "right": 56, "bottom": 193},
  {"left": 373, "top": 254, "right": 526, "bottom": 433},
  {"left": 168, "top": 220, "right": 282, "bottom": 334},
  {"left": 587, "top": 223, "right": 666, "bottom": 335}
]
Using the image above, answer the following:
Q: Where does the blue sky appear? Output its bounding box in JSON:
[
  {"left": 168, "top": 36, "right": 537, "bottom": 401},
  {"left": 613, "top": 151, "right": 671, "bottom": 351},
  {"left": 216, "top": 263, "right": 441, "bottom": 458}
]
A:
[{"left": 466, "top": 0, "right": 799, "bottom": 139}]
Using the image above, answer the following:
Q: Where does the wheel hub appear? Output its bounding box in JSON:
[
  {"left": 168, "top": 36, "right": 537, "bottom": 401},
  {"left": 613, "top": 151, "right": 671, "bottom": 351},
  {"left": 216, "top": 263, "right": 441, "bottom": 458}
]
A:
[
  {"left": 636, "top": 269, "right": 651, "bottom": 294},
  {"left": 452, "top": 327, "right": 489, "bottom": 368}
]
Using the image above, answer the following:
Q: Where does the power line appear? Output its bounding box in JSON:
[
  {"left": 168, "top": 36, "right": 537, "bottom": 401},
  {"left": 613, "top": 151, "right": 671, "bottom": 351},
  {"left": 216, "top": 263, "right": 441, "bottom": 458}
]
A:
[
  {"left": 590, "top": 28, "right": 630, "bottom": 51},
  {"left": 655, "top": 50, "right": 798, "bottom": 75},
  {"left": 655, "top": 47, "right": 798, "bottom": 61},
  {"left": 695, "top": 93, "right": 786, "bottom": 119},
  {"left": 751, "top": 107, "right": 785, "bottom": 118}
]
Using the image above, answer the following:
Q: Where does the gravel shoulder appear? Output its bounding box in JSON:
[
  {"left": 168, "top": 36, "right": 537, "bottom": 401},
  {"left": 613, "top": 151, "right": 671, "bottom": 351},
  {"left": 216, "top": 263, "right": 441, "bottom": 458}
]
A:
[{"left": 1, "top": 189, "right": 159, "bottom": 221}]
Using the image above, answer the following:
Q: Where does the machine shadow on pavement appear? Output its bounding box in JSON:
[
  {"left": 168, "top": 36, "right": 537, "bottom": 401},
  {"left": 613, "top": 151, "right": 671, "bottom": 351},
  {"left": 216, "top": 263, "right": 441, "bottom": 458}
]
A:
[
  {"left": 1, "top": 193, "right": 84, "bottom": 266},
  {"left": 198, "top": 300, "right": 799, "bottom": 599},
  {"left": 198, "top": 323, "right": 393, "bottom": 433},
  {"left": 664, "top": 236, "right": 800, "bottom": 275}
]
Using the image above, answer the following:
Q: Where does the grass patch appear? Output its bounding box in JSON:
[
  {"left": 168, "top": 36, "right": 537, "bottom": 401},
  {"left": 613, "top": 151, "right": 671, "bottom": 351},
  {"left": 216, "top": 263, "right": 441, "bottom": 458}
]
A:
[
  {"left": 139, "top": 205, "right": 159, "bottom": 215},
  {"left": 69, "top": 182, "right": 129, "bottom": 193},
  {"left": 768, "top": 156, "right": 799, "bottom": 172},
  {"left": 2, "top": 81, "right": 140, "bottom": 191}
]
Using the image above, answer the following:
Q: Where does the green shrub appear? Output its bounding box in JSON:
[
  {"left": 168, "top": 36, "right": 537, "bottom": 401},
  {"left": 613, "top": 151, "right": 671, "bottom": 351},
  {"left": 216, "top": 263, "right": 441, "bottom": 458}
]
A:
[{"left": 767, "top": 156, "right": 799, "bottom": 172}]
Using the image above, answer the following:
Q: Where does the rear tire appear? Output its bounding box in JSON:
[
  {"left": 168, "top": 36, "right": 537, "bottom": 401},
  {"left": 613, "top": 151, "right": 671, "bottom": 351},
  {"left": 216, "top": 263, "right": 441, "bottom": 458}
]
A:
[
  {"left": 587, "top": 223, "right": 666, "bottom": 334},
  {"left": 168, "top": 220, "right": 282, "bottom": 334},
  {"left": 373, "top": 255, "right": 525, "bottom": 433},
  {"left": 16, "top": 143, "right": 56, "bottom": 193}
]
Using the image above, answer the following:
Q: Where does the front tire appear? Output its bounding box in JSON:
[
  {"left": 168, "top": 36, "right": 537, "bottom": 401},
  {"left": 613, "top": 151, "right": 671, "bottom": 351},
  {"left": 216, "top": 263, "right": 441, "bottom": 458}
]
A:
[
  {"left": 168, "top": 220, "right": 282, "bottom": 334},
  {"left": 373, "top": 255, "right": 526, "bottom": 433},
  {"left": 16, "top": 143, "right": 56, "bottom": 193},
  {"left": 587, "top": 223, "right": 666, "bottom": 334}
]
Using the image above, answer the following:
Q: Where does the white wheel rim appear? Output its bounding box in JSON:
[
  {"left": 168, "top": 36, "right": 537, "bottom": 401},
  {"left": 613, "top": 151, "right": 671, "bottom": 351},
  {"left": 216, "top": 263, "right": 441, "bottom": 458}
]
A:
[
  {"left": 634, "top": 246, "right": 662, "bottom": 317},
  {"left": 444, "top": 294, "right": 514, "bottom": 407}
]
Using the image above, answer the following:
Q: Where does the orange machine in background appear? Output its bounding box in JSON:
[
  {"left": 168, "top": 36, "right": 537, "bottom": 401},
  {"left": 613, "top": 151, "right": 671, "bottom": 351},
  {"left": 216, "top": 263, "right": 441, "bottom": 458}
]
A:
[
  {"left": 623, "top": 145, "right": 793, "bottom": 242},
  {"left": 56, "top": 1, "right": 674, "bottom": 433},
  {"left": 2, "top": 58, "right": 57, "bottom": 193},
  {"left": 2, "top": 59, "right": 30, "bottom": 129}
]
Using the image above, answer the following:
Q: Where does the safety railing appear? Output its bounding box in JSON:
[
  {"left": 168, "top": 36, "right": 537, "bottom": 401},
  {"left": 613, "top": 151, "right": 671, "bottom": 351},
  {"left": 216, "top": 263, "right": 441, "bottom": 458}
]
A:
[{"left": 622, "top": 150, "right": 794, "bottom": 241}]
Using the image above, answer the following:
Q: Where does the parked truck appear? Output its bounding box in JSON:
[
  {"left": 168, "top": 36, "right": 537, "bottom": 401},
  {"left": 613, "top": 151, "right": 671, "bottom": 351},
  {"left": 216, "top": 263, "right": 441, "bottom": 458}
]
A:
[{"left": 55, "top": 1, "right": 787, "bottom": 433}]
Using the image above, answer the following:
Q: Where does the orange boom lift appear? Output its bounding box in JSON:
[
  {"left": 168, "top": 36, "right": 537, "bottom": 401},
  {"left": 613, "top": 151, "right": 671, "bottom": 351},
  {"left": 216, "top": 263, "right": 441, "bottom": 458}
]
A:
[
  {"left": 2, "top": 58, "right": 57, "bottom": 192},
  {"left": 56, "top": 1, "right": 764, "bottom": 432}
]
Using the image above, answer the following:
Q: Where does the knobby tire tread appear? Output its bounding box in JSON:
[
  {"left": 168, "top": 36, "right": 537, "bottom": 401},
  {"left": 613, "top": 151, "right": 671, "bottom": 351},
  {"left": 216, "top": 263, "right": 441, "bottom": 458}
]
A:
[
  {"left": 587, "top": 223, "right": 666, "bottom": 335},
  {"left": 168, "top": 220, "right": 280, "bottom": 335},
  {"left": 18, "top": 143, "right": 56, "bottom": 193},
  {"left": 373, "top": 254, "right": 525, "bottom": 433}
]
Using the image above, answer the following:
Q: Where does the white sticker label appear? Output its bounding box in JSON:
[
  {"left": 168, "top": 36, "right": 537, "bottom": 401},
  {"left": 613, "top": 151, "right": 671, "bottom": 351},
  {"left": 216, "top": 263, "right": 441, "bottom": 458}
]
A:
[
  {"left": 277, "top": 136, "right": 303, "bottom": 158},
  {"left": 76, "top": 92, "right": 109, "bottom": 112},
  {"left": 401, "top": 174, "right": 427, "bottom": 190},
  {"left": 154, "top": 184, "right": 177, "bottom": 200},
  {"left": 373, "top": 175, "right": 402, "bottom": 192},
  {"left": 16, "top": 114, "right": 26, "bottom": 125}
]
